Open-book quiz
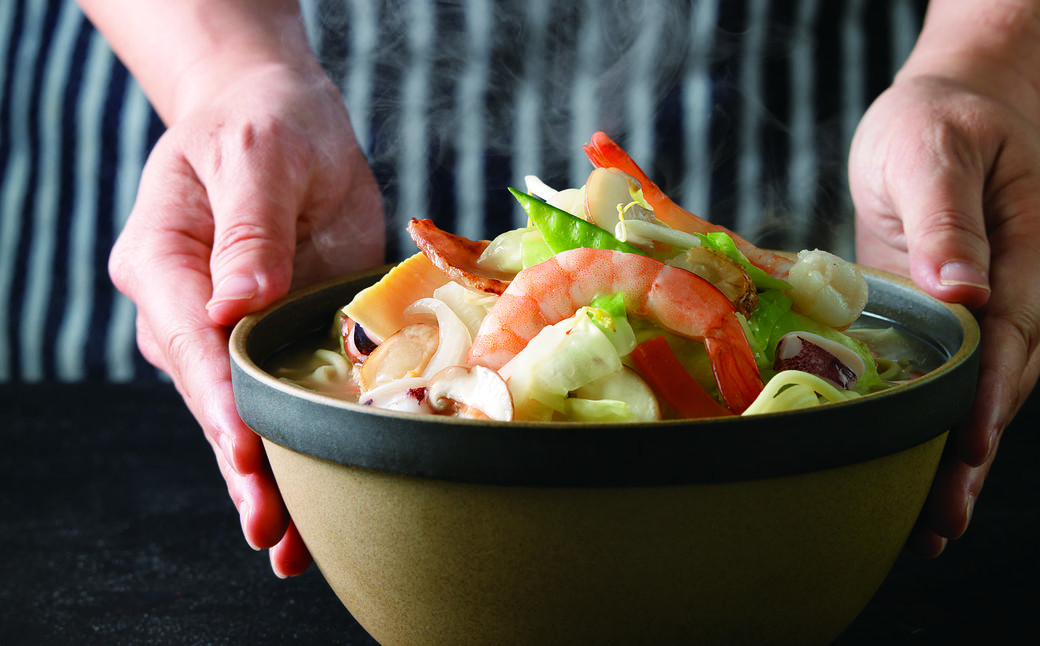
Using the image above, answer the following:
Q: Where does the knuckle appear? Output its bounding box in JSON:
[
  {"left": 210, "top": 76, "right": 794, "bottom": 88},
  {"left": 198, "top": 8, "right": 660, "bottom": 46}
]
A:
[
  {"left": 160, "top": 321, "right": 210, "bottom": 380},
  {"left": 211, "top": 220, "right": 293, "bottom": 266},
  {"left": 917, "top": 208, "right": 988, "bottom": 245},
  {"left": 108, "top": 232, "right": 145, "bottom": 295}
]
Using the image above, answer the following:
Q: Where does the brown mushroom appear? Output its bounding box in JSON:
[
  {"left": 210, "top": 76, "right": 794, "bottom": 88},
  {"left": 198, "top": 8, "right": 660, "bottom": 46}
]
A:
[{"left": 667, "top": 246, "right": 758, "bottom": 317}]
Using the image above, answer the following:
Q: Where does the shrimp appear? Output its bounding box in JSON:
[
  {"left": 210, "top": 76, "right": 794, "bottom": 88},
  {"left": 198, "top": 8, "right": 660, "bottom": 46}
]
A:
[
  {"left": 666, "top": 246, "right": 758, "bottom": 318},
  {"left": 583, "top": 131, "right": 794, "bottom": 279},
  {"left": 468, "top": 247, "right": 764, "bottom": 414},
  {"left": 408, "top": 218, "right": 513, "bottom": 295}
]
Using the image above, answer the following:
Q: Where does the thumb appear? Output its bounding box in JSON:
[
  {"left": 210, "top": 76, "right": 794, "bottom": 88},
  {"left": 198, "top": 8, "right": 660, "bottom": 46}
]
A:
[
  {"left": 889, "top": 145, "right": 992, "bottom": 310},
  {"left": 204, "top": 172, "right": 298, "bottom": 327}
]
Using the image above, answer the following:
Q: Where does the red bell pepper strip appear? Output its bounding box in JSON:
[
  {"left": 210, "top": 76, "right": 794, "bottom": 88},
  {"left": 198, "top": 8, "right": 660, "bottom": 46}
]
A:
[{"left": 630, "top": 335, "right": 734, "bottom": 419}]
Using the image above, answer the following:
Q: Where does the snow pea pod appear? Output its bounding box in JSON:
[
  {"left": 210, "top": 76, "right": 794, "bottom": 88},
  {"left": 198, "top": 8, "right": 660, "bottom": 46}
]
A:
[{"left": 508, "top": 188, "right": 646, "bottom": 256}]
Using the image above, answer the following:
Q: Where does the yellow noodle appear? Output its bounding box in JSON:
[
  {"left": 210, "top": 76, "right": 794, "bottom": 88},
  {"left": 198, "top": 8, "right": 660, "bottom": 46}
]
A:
[{"left": 742, "top": 370, "right": 860, "bottom": 416}]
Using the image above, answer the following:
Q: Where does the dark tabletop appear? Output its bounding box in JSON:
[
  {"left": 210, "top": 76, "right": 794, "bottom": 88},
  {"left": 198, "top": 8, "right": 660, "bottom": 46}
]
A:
[{"left": 2, "top": 381, "right": 1037, "bottom": 645}]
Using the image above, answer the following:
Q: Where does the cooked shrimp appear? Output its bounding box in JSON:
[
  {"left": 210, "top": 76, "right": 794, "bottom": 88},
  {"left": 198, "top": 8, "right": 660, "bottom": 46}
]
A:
[
  {"left": 408, "top": 218, "right": 513, "bottom": 295},
  {"left": 468, "top": 247, "right": 763, "bottom": 413},
  {"left": 785, "top": 249, "right": 869, "bottom": 329},
  {"left": 666, "top": 246, "right": 758, "bottom": 318},
  {"left": 583, "top": 131, "right": 793, "bottom": 278}
]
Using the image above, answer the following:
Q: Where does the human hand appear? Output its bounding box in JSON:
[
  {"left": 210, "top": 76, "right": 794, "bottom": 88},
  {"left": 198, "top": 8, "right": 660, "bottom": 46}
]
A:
[
  {"left": 850, "top": 72, "right": 1040, "bottom": 557},
  {"left": 108, "top": 61, "right": 385, "bottom": 576}
]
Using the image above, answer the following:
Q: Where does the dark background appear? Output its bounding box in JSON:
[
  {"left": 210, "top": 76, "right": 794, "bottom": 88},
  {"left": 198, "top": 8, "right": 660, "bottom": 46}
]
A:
[{"left": 2, "top": 381, "right": 1036, "bottom": 645}]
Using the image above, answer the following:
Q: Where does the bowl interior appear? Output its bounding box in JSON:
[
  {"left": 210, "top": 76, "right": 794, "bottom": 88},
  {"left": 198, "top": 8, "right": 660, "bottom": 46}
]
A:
[{"left": 230, "top": 265, "right": 979, "bottom": 486}]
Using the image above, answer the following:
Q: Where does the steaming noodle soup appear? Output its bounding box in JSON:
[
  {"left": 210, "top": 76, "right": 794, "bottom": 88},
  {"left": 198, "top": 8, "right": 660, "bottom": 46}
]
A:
[{"left": 267, "top": 133, "right": 943, "bottom": 422}]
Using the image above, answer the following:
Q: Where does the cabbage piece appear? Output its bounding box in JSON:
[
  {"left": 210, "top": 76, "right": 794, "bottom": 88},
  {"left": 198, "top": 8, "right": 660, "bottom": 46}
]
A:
[
  {"left": 521, "top": 229, "right": 553, "bottom": 268},
  {"left": 503, "top": 308, "right": 624, "bottom": 421},
  {"left": 476, "top": 226, "right": 530, "bottom": 275},
  {"left": 431, "top": 281, "right": 497, "bottom": 340},
  {"left": 588, "top": 293, "right": 637, "bottom": 357},
  {"left": 565, "top": 367, "right": 661, "bottom": 422}
]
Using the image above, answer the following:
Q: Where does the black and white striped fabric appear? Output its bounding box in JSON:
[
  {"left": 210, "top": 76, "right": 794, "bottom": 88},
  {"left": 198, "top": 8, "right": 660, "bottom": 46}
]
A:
[{"left": 0, "top": 0, "right": 927, "bottom": 383}]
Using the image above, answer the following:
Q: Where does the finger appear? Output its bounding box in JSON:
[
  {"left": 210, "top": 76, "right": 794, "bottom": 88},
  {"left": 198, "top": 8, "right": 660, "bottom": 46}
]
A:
[
  {"left": 924, "top": 451, "right": 990, "bottom": 540},
  {"left": 198, "top": 125, "right": 302, "bottom": 326},
  {"left": 215, "top": 446, "right": 290, "bottom": 550},
  {"left": 854, "top": 218, "right": 909, "bottom": 277},
  {"left": 133, "top": 314, "right": 169, "bottom": 374},
  {"left": 111, "top": 145, "right": 267, "bottom": 478},
  {"left": 269, "top": 520, "right": 313, "bottom": 578},
  {"left": 905, "top": 515, "right": 947, "bottom": 559},
  {"left": 884, "top": 124, "right": 992, "bottom": 309}
]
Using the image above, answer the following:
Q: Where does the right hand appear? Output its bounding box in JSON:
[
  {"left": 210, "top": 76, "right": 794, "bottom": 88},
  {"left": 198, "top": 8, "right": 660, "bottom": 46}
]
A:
[{"left": 109, "top": 59, "right": 385, "bottom": 576}]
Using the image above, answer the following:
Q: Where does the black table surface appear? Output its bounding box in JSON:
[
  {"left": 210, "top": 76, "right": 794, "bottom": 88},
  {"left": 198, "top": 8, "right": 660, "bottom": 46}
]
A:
[{"left": 2, "top": 381, "right": 1037, "bottom": 645}]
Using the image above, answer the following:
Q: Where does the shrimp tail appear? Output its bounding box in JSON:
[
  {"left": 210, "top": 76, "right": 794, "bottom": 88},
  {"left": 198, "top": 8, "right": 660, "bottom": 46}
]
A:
[
  {"left": 583, "top": 131, "right": 697, "bottom": 232},
  {"left": 584, "top": 131, "right": 792, "bottom": 279},
  {"left": 705, "top": 336, "right": 764, "bottom": 414}
]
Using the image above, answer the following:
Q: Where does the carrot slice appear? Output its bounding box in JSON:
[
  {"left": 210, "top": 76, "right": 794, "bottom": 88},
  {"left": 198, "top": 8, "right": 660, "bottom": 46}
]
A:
[{"left": 630, "top": 335, "right": 734, "bottom": 419}]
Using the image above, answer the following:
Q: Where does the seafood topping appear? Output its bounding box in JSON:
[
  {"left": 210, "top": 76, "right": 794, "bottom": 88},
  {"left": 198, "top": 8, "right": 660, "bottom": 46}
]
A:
[
  {"left": 342, "top": 316, "right": 379, "bottom": 364},
  {"left": 358, "top": 323, "right": 440, "bottom": 391},
  {"left": 773, "top": 331, "right": 865, "bottom": 390},
  {"left": 408, "top": 218, "right": 513, "bottom": 295},
  {"left": 273, "top": 131, "right": 923, "bottom": 421}
]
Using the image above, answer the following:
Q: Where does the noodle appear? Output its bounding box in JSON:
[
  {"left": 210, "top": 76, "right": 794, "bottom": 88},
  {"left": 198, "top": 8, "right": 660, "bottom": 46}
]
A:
[{"left": 741, "top": 370, "right": 861, "bottom": 416}]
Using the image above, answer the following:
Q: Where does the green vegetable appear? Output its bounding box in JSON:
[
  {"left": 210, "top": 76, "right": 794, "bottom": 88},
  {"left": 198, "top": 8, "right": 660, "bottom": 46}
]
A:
[
  {"left": 520, "top": 229, "right": 553, "bottom": 268},
  {"left": 505, "top": 309, "right": 624, "bottom": 419},
  {"left": 587, "top": 294, "right": 636, "bottom": 357},
  {"left": 509, "top": 188, "right": 646, "bottom": 256},
  {"left": 695, "top": 231, "right": 790, "bottom": 291},
  {"left": 748, "top": 290, "right": 882, "bottom": 393},
  {"left": 480, "top": 226, "right": 530, "bottom": 274}
]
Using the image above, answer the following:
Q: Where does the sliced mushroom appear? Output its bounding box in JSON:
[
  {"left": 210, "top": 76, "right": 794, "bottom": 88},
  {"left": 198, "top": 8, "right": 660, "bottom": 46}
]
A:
[
  {"left": 773, "top": 331, "right": 866, "bottom": 390},
  {"left": 667, "top": 246, "right": 758, "bottom": 317},
  {"left": 407, "top": 218, "right": 512, "bottom": 295},
  {"left": 426, "top": 365, "right": 514, "bottom": 421},
  {"left": 358, "top": 323, "right": 439, "bottom": 391},
  {"left": 359, "top": 377, "right": 433, "bottom": 415}
]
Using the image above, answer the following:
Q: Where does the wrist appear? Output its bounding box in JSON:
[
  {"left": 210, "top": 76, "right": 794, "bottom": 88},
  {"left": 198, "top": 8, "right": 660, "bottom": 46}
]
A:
[
  {"left": 896, "top": 0, "right": 1040, "bottom": 117},
  {"left": 167, "top": 6, "right": 322, "bottom": 124}
]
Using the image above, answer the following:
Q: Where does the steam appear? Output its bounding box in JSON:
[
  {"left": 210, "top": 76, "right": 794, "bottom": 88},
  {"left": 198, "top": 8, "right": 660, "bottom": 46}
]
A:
[
  {"left": 298, "top": 0, "right": 925, "bottom": 261},
  {"left": 302, "top": 0, "right": 692, "bottom": 254}
]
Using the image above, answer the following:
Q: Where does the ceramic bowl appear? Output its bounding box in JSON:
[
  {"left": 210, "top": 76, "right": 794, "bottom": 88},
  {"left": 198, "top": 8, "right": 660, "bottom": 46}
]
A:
[{"left": 230, "top": 264, "right": 979, "bottom": 646}]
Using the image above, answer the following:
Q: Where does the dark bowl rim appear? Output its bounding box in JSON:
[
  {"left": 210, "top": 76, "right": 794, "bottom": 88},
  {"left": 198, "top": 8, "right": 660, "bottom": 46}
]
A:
[{"left": 230, "top": 263, "right": 980, "bottom": 486}]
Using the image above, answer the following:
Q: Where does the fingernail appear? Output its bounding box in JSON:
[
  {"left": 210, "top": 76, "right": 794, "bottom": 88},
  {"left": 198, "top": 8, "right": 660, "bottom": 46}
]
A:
[
  {"left": 957, "top": 493, "right": 976, "bottom": 538},
  {"left": 934, "top": 536, "right": 948, "bottom": 557},
  {"left": 240, "top": 501, "right": 260, "bottom": 551},
  {"left": 985, "top": 427, "right": 999, "bottom": 462},
  {"left": 939, "top": 262, "right": 989, "bottom": 291},
  {"left": 207, "top": 275, "right": 259, "bottom": 310},
  {"left": 271, "top": 555, "right": 289, "bottom": 580}
]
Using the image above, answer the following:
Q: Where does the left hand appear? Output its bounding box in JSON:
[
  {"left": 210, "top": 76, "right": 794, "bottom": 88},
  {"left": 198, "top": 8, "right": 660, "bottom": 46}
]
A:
[{"left": 850, "top": 71, "right": 1040, "bottom": 557}]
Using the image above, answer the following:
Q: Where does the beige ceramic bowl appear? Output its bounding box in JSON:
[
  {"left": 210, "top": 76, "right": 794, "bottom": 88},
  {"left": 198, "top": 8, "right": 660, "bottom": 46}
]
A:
[{"left": 231, "top": 265, "right": 979, "bottom": 646}]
